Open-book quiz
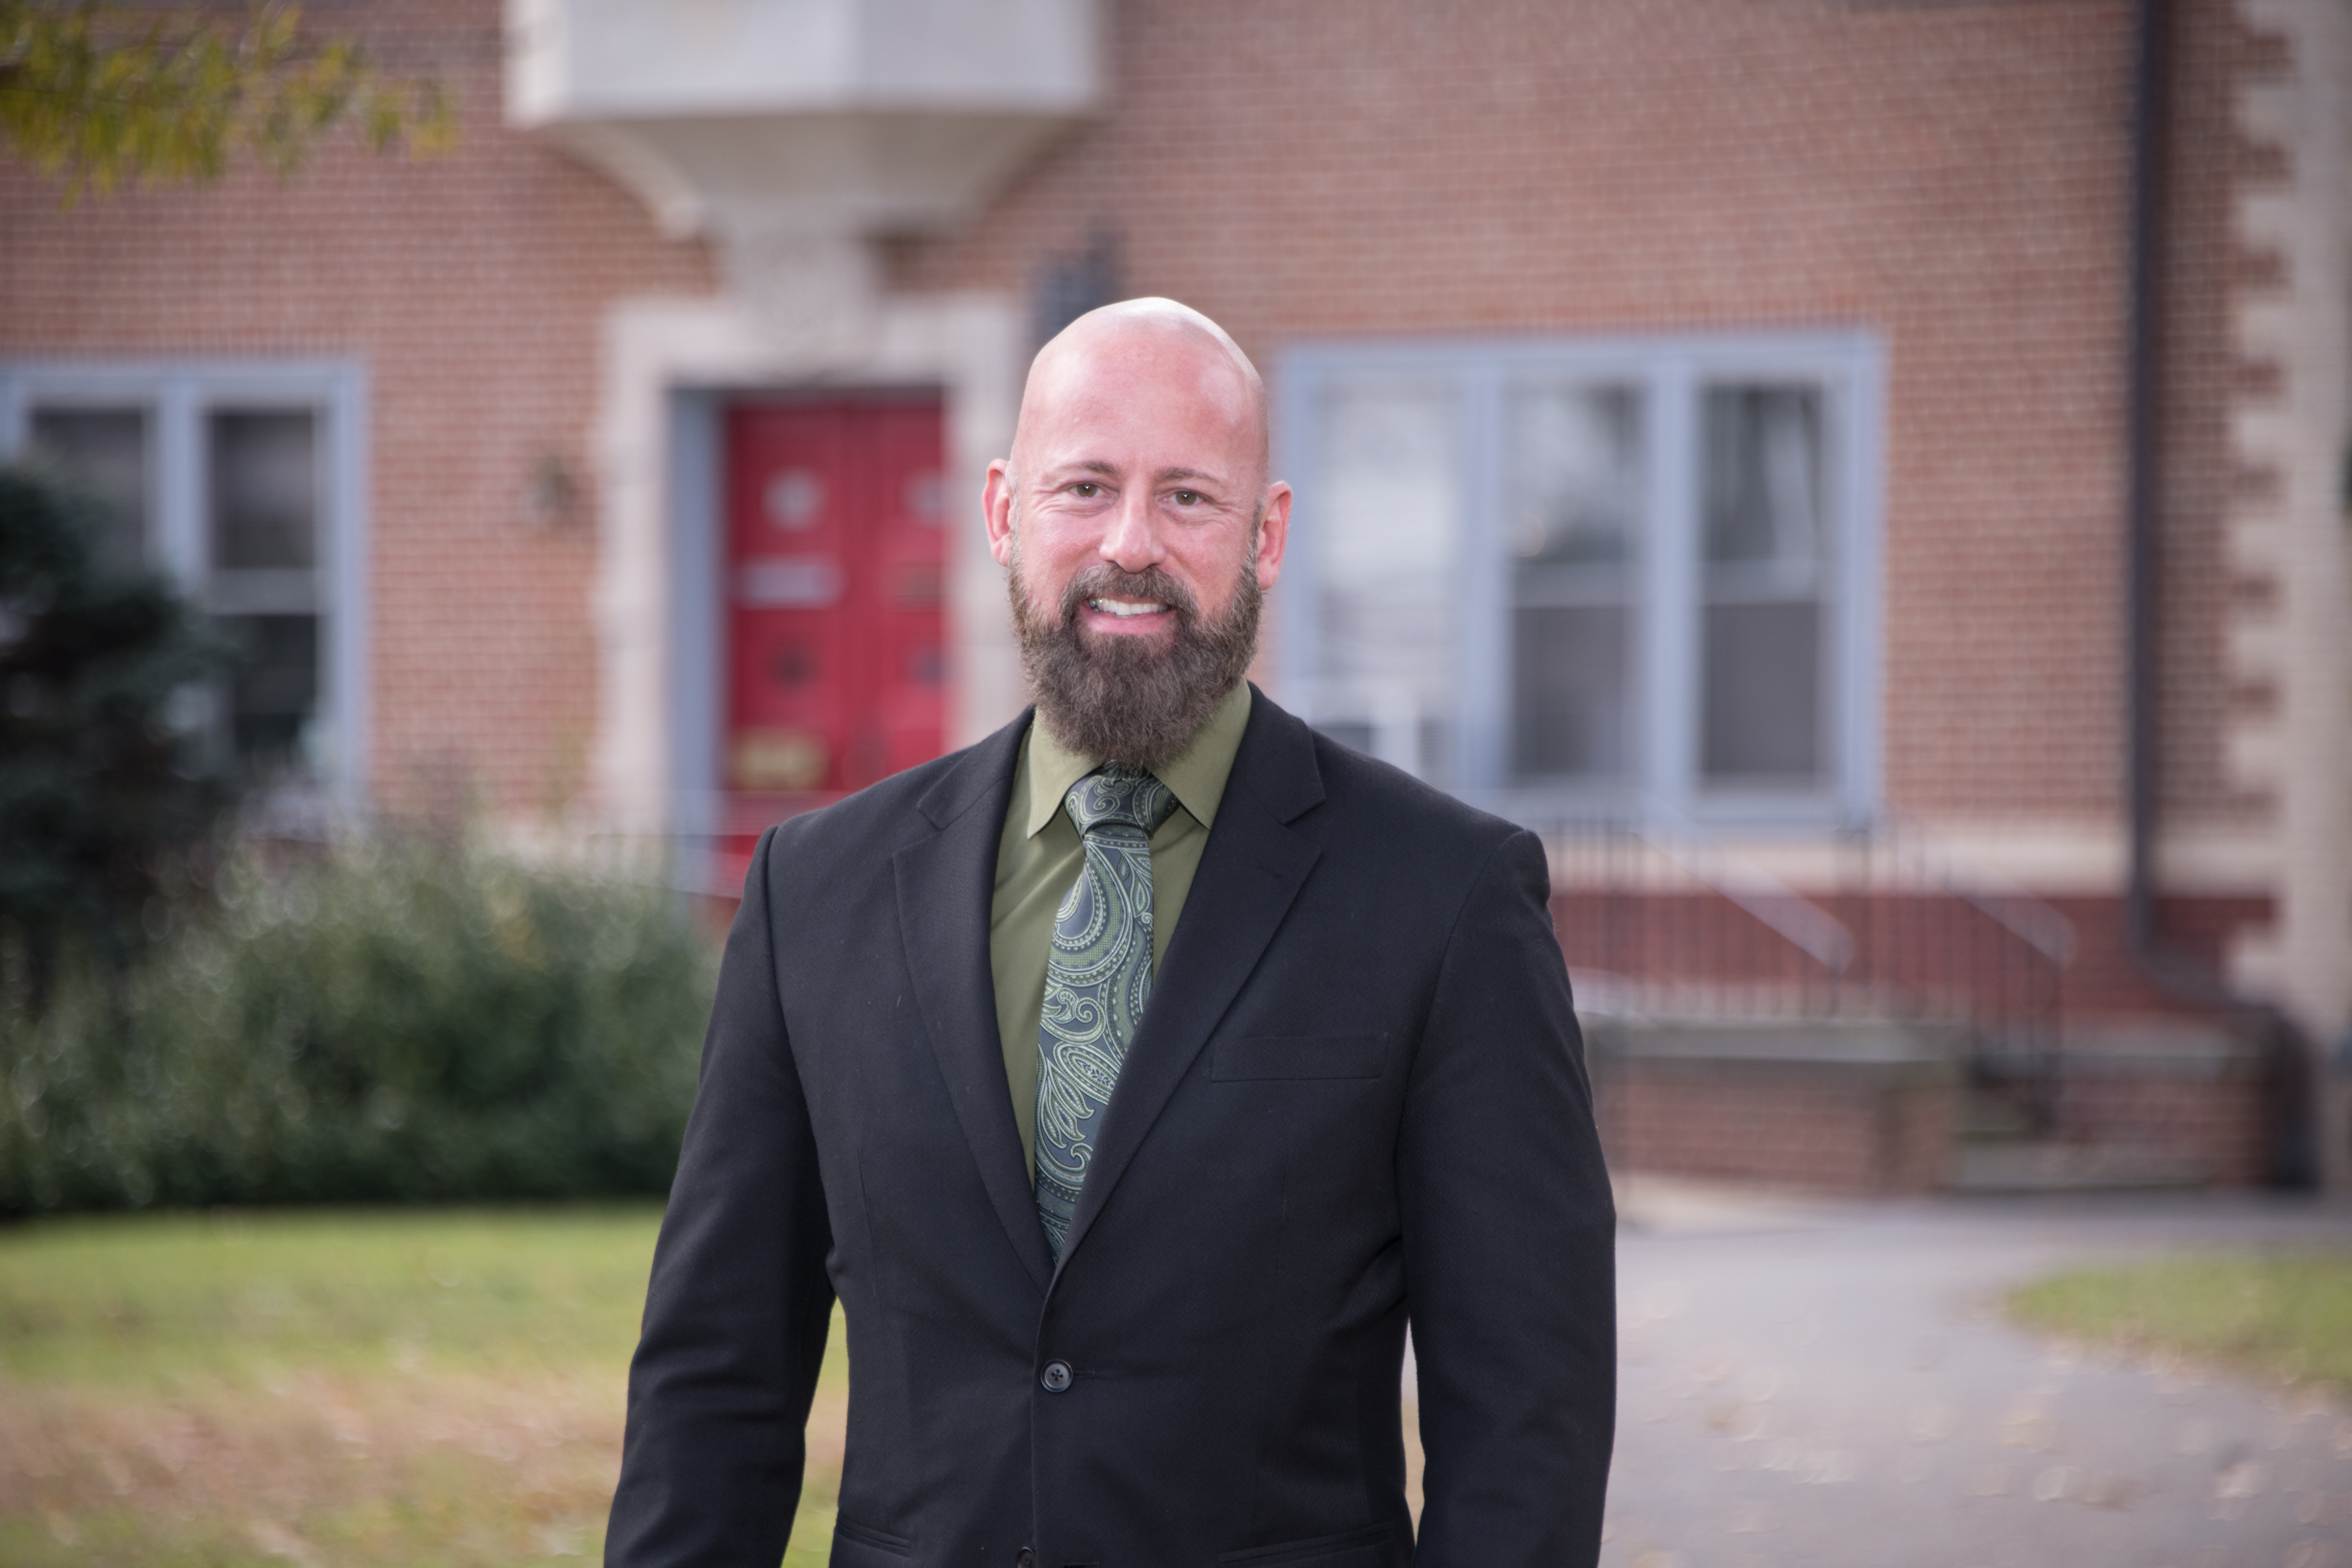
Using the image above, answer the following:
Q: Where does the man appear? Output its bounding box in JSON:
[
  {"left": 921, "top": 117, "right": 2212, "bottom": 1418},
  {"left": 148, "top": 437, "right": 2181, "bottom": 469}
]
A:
[{"left": 607, "top": 300, "right": 1616, "bottom": 1568}]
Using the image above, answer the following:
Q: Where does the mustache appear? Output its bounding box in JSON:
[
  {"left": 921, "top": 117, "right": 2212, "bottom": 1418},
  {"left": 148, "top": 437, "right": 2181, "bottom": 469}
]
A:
[{"left": 1055, "top": 564, "right": 1201, "bottom": 627}]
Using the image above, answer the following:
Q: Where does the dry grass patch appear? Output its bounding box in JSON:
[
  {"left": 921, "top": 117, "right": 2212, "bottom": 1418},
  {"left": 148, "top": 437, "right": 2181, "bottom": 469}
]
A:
[{"left": 0, "top": 1207, "right": 845, "bottom": 1567}]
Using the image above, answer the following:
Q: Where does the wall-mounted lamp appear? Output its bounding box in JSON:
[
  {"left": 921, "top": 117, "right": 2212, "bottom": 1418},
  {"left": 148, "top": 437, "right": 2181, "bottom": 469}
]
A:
[{"left": 527, "top": 449, "right": 584, "bottom": 530}]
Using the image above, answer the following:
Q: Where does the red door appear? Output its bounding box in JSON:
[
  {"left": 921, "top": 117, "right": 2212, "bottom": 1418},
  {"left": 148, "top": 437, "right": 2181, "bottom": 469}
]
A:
[{"left": 723, "top": 397, "right": 947, "bottom": 807}]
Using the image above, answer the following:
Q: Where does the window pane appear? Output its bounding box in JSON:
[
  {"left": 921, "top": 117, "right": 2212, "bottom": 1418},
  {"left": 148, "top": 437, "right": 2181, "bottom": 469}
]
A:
[
  {"left": 1505, "top": 383, "right": 1641, "bottom": 784},
  {"left": 1512, "top": 605, "right": 1631, "bottom": 780},
  {"left": 1313, "top": 381, "right": 1458, "bottom": 779},
  {"left": 221, "top": 613, "right": 319, "bottom": 774},
  {"left": 29, "top": 407, "right": 149, "bottom": 575},
  {"left": 1701, "top": 601, "right": 1823, "bottom": 783},
  {"left": 1701, "top": 384, "right": 1833, "bottom": 789},
  {"left": 1703, "top": 385, "right": 1825, "bottom": 570},
  {"left": 1507, "top": 384, "right": 1642, "bottom": 565},
  {"left": 210, "top": 410, "right": 318, "bottom": 570}
]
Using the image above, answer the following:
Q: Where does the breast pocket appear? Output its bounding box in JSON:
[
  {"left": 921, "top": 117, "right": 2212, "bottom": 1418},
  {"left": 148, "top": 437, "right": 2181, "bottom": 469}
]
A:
[{"left": 1210, "top": 1034, "right": 1386, "bottom": 1081}]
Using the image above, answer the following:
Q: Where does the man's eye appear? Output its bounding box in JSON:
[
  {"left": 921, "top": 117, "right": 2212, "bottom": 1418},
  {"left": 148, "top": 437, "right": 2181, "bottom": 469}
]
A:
[
  {"left": 1071, "top": 482, "right": 1100, "bottom": 498},
  {"left": 1171, "top": 490, "right": 1201, "bottom": 506}
]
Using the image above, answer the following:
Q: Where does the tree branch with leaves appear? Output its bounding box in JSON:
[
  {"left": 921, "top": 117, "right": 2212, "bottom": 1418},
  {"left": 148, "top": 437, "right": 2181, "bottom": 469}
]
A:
[{"left": 0, "top": 0, "right": 455, "bottom": 198}]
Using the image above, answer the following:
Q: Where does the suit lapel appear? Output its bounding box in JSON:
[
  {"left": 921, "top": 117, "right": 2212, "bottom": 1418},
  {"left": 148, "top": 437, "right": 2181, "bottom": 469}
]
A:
[
  {"left": 894, "top": 714, "right": 1055, "bottom": 1295},
  {"left": 1054, "top": 691, "right": 1326, "bottom": 1280}
]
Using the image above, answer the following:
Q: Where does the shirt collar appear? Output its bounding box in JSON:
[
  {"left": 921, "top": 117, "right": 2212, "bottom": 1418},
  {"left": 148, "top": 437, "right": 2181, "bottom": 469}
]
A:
[{"left": 1023, "top": 680, "right": 1254, "bottom": 839}]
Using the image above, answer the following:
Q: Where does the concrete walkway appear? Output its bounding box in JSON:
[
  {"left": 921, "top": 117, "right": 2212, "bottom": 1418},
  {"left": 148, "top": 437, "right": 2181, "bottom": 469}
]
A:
[{"left": 1594, "top": 1183, "right": 2352, "bottom": 1568}]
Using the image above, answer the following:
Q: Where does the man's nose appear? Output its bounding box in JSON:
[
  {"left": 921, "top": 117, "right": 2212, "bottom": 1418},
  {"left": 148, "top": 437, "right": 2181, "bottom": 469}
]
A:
[{"left": 1097, "top": 488, "right": 1164, "bottom": 572}]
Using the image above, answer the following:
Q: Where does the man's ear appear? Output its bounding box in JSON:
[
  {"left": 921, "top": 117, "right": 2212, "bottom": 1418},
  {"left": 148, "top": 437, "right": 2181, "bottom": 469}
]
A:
[
  {"left": 984, "top": 461, "right": 1017, "bottom": 568},
  {"left": 1253, "top": 481, "right": 1293, "bottom": 592}
]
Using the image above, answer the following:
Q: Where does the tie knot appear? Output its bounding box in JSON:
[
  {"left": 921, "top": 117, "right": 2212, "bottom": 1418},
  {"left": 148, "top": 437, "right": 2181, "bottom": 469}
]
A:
[{"left": 1064, "top": 766, "right": 1178, "bottom": 838}]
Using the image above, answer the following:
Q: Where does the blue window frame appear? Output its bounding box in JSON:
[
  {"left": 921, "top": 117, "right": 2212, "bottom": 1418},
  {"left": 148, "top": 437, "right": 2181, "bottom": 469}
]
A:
[
  {"left": 0, "top": 359, "right": 372, "bottom": 806},
  {"left": 1275, "top": 332, "right": 1882, "bottom": 828}
]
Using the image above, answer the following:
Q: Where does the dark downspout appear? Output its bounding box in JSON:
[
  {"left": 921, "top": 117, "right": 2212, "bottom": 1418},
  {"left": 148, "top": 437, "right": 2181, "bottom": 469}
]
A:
[{"left": 2123, "top": 0, "right": 2314, "bottom": 1186}]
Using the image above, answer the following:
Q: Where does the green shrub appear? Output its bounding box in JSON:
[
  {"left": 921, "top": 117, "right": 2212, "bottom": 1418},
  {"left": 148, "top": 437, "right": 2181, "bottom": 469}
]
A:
[
  {"left": 0, "top": 835, "right": 718, "bottom": 1213},
  {"left": 0, "top": 464, "right": 237, "bottom": 1002}
]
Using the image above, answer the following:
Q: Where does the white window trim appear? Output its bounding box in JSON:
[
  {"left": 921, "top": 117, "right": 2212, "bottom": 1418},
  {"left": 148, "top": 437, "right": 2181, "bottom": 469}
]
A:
[
  {"left": 0, "top": 358, "right": 372, "bottom": 810},
  {"left": 1274, "top": 331, "right": 1883, "bottom": 830}
]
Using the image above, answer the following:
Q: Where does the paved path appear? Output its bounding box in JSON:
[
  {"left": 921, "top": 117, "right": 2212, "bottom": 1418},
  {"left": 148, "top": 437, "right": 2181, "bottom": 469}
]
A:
[{"left": 1592, "top": 1186, "right": 2351, "bottom": 1568}]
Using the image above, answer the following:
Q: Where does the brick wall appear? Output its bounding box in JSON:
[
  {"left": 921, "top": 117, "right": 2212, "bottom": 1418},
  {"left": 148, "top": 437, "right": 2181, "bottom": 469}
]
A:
[
  {"left": 2054, "top": 1071, "right": 2269, "bottom": 1186},
  {"left": 2049, "top": 893, "right": 2277, "bottom": 1019},
  {"left": 0, "top": 0, "right": 717, "bottom": 815},
  {"left": 1593, "top": 1054, "right": 1959, "bottom": 1197},
  {"left": 0, "top": 0, "right": 2281, "bottom": 1183},
  {"left": 0, "top": 0, "right": 2279, "bottom": 924},
  {"left": 0, "top": 0, "right": 2264, "bottom": 841},
  {"left": 897, "top": 0, "right": 2189, "bottom": 827}
]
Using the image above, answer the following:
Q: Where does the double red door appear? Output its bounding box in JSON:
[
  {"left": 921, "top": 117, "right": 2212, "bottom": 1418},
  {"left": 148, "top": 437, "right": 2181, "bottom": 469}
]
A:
[{"left": 724, "top": 397, "right": 947, "bottom": 799}]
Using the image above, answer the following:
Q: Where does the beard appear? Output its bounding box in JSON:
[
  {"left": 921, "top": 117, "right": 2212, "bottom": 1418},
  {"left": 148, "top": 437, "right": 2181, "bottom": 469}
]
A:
[{"left": 1009, "top": 551, "right": 1260, "bottom": 772}]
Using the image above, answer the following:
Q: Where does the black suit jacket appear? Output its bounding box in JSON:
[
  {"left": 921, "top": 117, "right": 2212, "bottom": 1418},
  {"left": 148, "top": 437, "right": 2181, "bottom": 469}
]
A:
[{"left": 607, "top": 689, "right": 1616, "bottom": 1568}]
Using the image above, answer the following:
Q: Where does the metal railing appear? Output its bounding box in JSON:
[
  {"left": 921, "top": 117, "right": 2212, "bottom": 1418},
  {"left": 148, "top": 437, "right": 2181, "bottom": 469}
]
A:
[
  {"left": 1532, "top": 813, "right": 2077, "bottom": 1127},
  {"left": 661, "top": 779, "right": 2082, "bottom": 1128}
]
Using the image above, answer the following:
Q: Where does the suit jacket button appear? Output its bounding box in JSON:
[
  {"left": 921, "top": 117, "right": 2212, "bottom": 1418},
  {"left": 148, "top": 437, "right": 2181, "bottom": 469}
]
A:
[
  {"left": 1040, "top": 1360, "right": 1073, "bottom": 1392},
  {"left": 1015, "top": 1552, "right": 1037, "bottom": 1567}
]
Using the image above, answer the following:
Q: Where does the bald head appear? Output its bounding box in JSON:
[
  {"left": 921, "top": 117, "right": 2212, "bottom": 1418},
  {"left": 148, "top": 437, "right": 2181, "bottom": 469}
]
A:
[{"left": 1011, "top": 298, "right": 1269, "bottom": 489}]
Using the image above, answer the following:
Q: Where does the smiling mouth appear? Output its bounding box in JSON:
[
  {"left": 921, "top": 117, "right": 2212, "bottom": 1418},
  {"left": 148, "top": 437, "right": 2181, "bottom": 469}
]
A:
[{"left": 1088, "top": 597, "right": 1169, "bottom": 619}]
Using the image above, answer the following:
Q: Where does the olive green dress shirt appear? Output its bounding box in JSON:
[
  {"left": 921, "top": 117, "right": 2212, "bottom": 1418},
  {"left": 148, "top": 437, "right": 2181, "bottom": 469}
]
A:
[{"left": 988, "top": 680, "right": 1253, "bottom": 1177}]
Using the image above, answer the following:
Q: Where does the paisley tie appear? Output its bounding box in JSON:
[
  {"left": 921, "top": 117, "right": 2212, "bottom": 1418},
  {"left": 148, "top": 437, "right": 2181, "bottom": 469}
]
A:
[{"left": 1034, "top": 766, "right": 1180, "bottom": 1262}]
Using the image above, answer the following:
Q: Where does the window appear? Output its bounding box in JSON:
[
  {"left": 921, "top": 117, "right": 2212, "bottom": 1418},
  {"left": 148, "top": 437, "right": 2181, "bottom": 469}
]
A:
[
  {"left": 1507, "top": 381, "right": 1643, "bottom": 784},
  {"left": 1307, "top": 379, "right": 1460, "bottom": 776},
  {"left": 1278, "top": 335, "right": 1880, "bottom": 825},
  {"left": 0, "top": 363, "right": 369, "bottom": 798},
  {"left": 29, "top": 407, "right": 150, "bottom": 576},
  {"left": 208, "top": 409, "right": 327, "bottom": 772}
]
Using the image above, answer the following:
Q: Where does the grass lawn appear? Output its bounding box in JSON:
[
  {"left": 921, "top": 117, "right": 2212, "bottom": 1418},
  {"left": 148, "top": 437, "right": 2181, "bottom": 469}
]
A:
[
  {"left": 2010, "top": 1250, "right": 2352, "bottom": 1397},
  {"left": 0, "top": 1207, "right": 849, "bottom": 1568}
]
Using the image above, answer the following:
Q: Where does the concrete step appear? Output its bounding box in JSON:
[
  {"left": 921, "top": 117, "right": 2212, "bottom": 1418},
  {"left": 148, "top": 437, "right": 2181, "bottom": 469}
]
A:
[
  {"left": 1948, "top": 1139, "right": 2210, "bottom": 1194},
  {"left": 1954, "top": 1092, "right": 2039, "bottom": 1142}
]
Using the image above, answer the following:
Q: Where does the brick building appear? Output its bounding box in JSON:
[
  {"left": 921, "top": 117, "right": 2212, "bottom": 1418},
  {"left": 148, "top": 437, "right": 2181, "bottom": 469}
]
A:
[{"left": 3, "top": 0, "right": 2346, "bottom": 1190}]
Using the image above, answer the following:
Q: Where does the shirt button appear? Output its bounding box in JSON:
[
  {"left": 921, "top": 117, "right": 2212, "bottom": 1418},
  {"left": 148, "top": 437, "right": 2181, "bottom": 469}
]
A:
[{"left": 1039, "top": 1360, "right": 1073, "bottom": 1392}]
